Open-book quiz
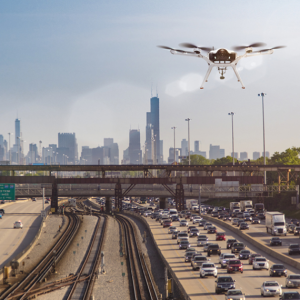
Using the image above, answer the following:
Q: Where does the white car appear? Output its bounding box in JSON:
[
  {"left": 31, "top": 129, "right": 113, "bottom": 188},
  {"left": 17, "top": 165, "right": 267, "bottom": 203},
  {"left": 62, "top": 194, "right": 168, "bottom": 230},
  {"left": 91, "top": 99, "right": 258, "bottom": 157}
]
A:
[
  {"left": 219, "top": 253, "right": 236, "bottom": 268},
  {"left": 180, "top": 220, "right": 188, "bottom": 227},
  {"left": 204, "top": 222, "right": 212, "bottom": 230},
  {"left": 253, "top": 257, "right": 269, "bottom": 270},
  {"left": 231, "top": 218, "right": 240, "bottom": 225},
  {"left": 286, "top": 274, "right": 300, "bottom": 288},
  {"left": 168, "top": 226, "right": 177, "bottom": 234},
  {"left": 225, "top": 289, "right": 246, "bottom": 300},
  {"left": 193, "top": 216, "right": 202, "bottom": 224},
  {"left": 14, "top": 220, "right": 23, "bottom": 229},
  {"left": 200, "top": 263, "right": 217, "bottom": 278},
  {"left": 261, "top": 281, "right": 282, "bottom": 297}
]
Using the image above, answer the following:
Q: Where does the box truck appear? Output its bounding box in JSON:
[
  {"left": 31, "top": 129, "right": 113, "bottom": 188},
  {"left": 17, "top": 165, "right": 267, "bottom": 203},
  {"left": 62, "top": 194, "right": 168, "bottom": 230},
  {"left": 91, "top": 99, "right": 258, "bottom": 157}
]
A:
[
  {"left": 265, "top": 212, "right": 287, "bottom": 236},
  {"left": 230, "top": 202, "right": 240, "bottom": 212},
  {"left": 240, "top": 200, "right": 253, "bottom": 212}
]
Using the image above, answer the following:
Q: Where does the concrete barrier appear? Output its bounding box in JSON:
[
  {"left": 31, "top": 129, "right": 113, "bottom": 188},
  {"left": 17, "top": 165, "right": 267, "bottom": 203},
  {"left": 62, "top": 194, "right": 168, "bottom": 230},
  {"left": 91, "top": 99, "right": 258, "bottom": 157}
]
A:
[{"left": 203, "top": 215, "right": 300, "bottom": 271}]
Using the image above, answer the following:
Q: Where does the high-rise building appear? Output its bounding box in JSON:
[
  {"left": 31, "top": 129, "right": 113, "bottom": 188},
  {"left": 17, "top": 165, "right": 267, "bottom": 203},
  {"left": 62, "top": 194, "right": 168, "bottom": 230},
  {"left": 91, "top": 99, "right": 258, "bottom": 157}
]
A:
[
  {"left": 168, "top": 148, "right": 179, "bottom": 164},
  {"left": 209, "top": 144, "right": 225, "bottom": 160},
  {"left": 104, "top": 138, "right": 114, "bottom": 147},
  {"left": 240, "top": 152, "right": 248, "bottom": 161},
  {"left": 151, "top": 96, "right": 160, "bottom": 162},
  {"left": 80, "top": 146, "right": 92, "bottom": 164},
  {"left": 253, "top": 152, "right": 261, "bottom": 160},
  {"left": 15, "top": 119, "right": 20, "bottom": 145},
  {"left": 266, "top": 151, "right": 270, "bottom": 158},
  {"left": 28, "top": 143, "right": 38, "bottom": 164},
  {"left": 231, "top": 152, "right": 238, "bottom": 159},
  {"left": 110, "top": 143, "right": 119, "bottom": 164},
  {"left": 58, "top": 133, "right": 78, "bottom": 164},
  {"left": 194, "top": 141, "right": 200, "bottom": 153},
  {"left": 181, "top": 139, "right": 188, "bottom": 156},
  {"left": 128, "top": 129, "right": 142, "bottom": 164}
]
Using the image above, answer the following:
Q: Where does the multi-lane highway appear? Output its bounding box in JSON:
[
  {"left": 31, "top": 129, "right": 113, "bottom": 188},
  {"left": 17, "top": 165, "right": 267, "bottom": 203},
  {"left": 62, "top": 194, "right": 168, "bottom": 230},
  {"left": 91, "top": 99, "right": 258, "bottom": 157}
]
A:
[
  {"left": 144, "top": 215, "right": 300, "bottom": 300},
  {"left": 0, "top": 200, "right": 49, "bottom": 269}
]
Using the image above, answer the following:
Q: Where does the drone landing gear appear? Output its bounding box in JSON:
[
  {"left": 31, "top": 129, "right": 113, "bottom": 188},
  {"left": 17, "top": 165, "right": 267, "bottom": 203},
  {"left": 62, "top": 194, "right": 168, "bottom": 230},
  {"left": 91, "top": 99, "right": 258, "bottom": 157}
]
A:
[
  {"left": 232, "top": 65, "right": 245, "bottom": 89},
  {"left": 200, "top": 65, "right": 213, "bottom": 89}
]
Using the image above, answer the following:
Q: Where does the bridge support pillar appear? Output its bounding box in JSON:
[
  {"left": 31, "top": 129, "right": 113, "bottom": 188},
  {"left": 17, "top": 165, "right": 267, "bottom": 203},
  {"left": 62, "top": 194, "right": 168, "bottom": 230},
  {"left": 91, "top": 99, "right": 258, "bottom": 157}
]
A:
[
  {"left": 115, "top": 182, "right": 122, "bottom": 211},
  {"left": 105, "top": 196, "right": 111, "bottom": 212},
  {"left": 175, "top": 183, "right": 184, "bottom": 212},
  {"left": 159, "top": 197, "right": 167, "bottom": 209},
  {"left": 51, "top": 182, "right": 58, "bottom": 213}
]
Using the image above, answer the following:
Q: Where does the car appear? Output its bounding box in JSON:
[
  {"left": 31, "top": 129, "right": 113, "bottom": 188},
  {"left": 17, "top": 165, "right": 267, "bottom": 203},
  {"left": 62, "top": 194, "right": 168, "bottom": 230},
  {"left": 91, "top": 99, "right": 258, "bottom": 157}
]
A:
[
  {"left": 220, "top": 254, "right": 236, "bottom": 269},
  {"left": 280, "top": 292, "right": 300, "bottom": 300},
  {"left": 215, "top": 276, "right": 236, "bottom": 294},
  {"left": 32, "top": 198, "right": 36, "bottom": 201},
  {"left": 204, "top": 222, "right": 212, "bottom": 230},
  {"left": 288, "top": 224, "right": 297, "bottom": 233},
  {"left": 212, "top": 212, "right": 219, "bottom": 217},
  {"left": 226, "top": 239, "right": 237, "bottom": 249},
  {"left": 190, "top": 228, "right": 199, "bottom": 237},
  {"left": 231, "top": 242, "right": 246, "bottom": 254},
  {"left": 257, "top": 213, "right": 266, "bottom": 220},
  {"left": 198, "top": 220, "right": 206, "bottom": 227},
  {"left": 286, "top": 274, "right": 300, "bottom": 288},
  {"left": 14, "top": 220, "right": 23, "bottom": 229},
  {"left": 197, "top": 237, "right": 208, "bottom": 247},
  {"left": 179, "top": 240, "right": 190, "bottom": 250},
  {"left": 200, "top": 263, "right": 217, "bottom": 278},
  {"left": 238, "top": 250, "right": 251, "bottom": 260},
  {"left": 191, "top": 255, "right": 209, "bottom": 270},
  {"left": 288, "top": 244, "right": 300, "bottom": 255},
  {"left": 180, "top": 219, "right": 188, "bottom": 227},
  {"left": 269, "top": 264, "right": 287, "bottom": 277},
  {"left": 249, "top": 253, "right": 262, "bottom": 265},
  {"left": 177, "top": 232, "right": 189, "bottom": 244},
  {"left": 185, "top": 212, "right": 191, "bottom": 219},
  {"left": 171, "top": 216, "right": 180, "bottom": 222},
  {"left": 243, "top": 213, "right": 252, "bottom": 221},
  {"left": 295, "top": 227, "right": 300, "bottom": 235},
  {"left": 216, "top": 232, "right": 226, "bottom": 241},
  {"left": 0, "top": 208, "right": 5, "bottom": 215},
  {"left": 172, "top": 230, "right": 179, "bottom": 239},
  {"left": 168, "top": 226, "right": 177, "bottom": 234},
  {"left": 261, "top": 281, "right": 282, "bottom": 297},
  {"left": 253, "top": 257, "right": 269, "bottom": 270},
  {"left": 231, "top": 218, "right": 240, "bottom": 226},
  {"left": 203, "top": 242, "right": 214, "bottom": 252},
  {"left": 239, "top": 222, "right": 249, "bottom": 230},
  {"left": 207, "top": 226, "right": 217, "bottom": 234},
  {"left": 224, "top": 289, "right": 245, "bottom": 300},
  {"left": 187, "top": 225, "right": 196, "bottom": 233},
  {"left": 163, "top": 220, "right": 172, "bottom": 228},
  {"left": 270, "top": 237, "right": 282, "bottom": 246},
  {"left": 252, "top": 217, "right": 260, "bottom": 224},
  {"left": 193, "top": 216, "right": 202, "bottom": 224},
  {"left": 227, "top": 259, "right": 243, "bottom": 273},
  {"left": 45, "top": 200, "right": 49, "bottom": 204},
  {"left": 207, "top": 244, "right": 221, "bottom": 257},
  {"left": 184, "top": 251, "right": 195, "bottom": 262}
]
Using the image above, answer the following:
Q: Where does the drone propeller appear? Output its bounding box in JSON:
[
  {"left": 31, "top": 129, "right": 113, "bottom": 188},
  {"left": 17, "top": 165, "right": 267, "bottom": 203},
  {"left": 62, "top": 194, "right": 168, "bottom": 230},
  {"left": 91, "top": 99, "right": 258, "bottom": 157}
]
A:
[
  {"left": 232, "top": 43, "right": 266, "bottom": 51},
  {"left": 157, "top": 45, "right": 196, "bottom": 54},
  {"left": 252, "top": 45, "right": 286, "bottom": 53},
  {"left": 179, "top": 43, "right": 213, "bottom": 52}
]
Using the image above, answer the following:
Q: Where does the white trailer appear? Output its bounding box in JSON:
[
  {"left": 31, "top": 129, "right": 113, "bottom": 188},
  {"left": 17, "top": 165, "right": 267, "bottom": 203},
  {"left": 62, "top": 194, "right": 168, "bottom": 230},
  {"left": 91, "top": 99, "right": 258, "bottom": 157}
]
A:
[
  {"left": 240, "top": 200, "right": 253, "bottom": 212},
  {"left": 265, "top": 212, "right": 287, "bottom": 236},
  {"left": 230, "top": 202, "right": 240, "bottom": 212},
  {"left": 186, "top": 199, "right": 198, "bottom": 210},
  {"left": 68, "top": 198, "right": 76, "bottom": 207}
]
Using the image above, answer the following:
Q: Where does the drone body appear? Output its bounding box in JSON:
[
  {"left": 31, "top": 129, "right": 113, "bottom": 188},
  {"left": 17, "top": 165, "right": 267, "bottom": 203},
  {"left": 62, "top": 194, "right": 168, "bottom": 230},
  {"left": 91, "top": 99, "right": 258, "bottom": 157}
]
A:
[{"left": 158, "top": 43, "right": 285, "bottom": 89}]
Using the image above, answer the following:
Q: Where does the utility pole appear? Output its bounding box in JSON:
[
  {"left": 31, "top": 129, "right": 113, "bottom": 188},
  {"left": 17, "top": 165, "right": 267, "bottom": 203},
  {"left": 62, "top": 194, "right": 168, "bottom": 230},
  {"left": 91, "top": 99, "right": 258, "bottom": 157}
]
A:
[{"left": 258, "top": 93, "right": 267, "bottom": 184}]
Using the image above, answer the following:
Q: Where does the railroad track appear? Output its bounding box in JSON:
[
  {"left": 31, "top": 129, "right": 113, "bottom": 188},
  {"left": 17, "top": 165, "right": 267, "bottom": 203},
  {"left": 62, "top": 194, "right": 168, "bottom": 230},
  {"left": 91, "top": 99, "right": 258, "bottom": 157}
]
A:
[
  {"left": 116, "top": 214, "right": 159, "bottom": 300},
  {"left": 1, "top": 210, "right": 81, "bottom": 300}
]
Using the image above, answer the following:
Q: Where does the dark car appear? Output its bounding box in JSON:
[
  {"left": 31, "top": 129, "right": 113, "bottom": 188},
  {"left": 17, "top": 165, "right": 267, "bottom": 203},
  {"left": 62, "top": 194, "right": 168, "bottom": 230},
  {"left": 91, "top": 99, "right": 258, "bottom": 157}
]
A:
[
  {"left": 198, "top": 220, "right": 206, "bottom": 227},
  {"left": 32, "top": 198, "right": 37, "bottom": 201},
  {"left": 212, "top": 212, "right": 219, "bottom": 217},
  {"left": 185, "top": 212, "right": 191, "bottom": 219},
  {"left": 231, "top": 242, "right": 246, "bottom": 254},
  {"left": 215, "top": 276, "right": 236, "bottom": 294},
  {"left": 227, "top": 259, "right": 243, "bottom": 274},
  {"left": 188, "top": 225, "right": 196, "bottom": 233},
  {"left": 257, "top": 213, "right": 265, "bottom": 220},
  {"left": 252, "top": 217, "right": 260, "bottom": 224},
  {"left": 249, "top": 253, "right": 262, "bottom": 265},
  {"left": 270, "top": 237, "right": 282, "bottom": 246},
  {"left": 207, "top": 244, "right": 221, "bottom": 257},
  {"left": 179, "top": 240, "right": 190, "bottom": 250},
  {"left": 269, "top": 264, "right": 287, "bottom": 277},
  {"left": 226, "top": 239, "right": 237, "bottom": 249},
  {"left": 239, "top": 222, "right": 249, "bottom": 230},
  {"left": 184, "top": 251, "right": 195, "bottom": 262},
  {"left": 171, "top": 216, "right": 180, "bottom": 222},
  {"left": 280, "top": 291, "right": 300, "bottom": 300},
  {"left": 288, "top": 244, "right": 300, "bottom": 255},
  {"left": 207, "top": 226, "right": 217, "bottom": 234},
  {"left": 0, "top": 209, "right": 5, "bottom": 215},
  {"left": 238, "top": 250, "right": 250, "bottom": 260},
  {"left": 295, "top": 227, "right": 300, "bottom": 235}
]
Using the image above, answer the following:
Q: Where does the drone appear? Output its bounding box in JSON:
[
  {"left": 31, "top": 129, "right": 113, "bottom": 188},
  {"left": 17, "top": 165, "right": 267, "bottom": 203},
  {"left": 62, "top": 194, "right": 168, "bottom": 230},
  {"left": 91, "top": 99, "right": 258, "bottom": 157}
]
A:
[{"left": 158, "top": 42, "right": 285, "bottom": 89}]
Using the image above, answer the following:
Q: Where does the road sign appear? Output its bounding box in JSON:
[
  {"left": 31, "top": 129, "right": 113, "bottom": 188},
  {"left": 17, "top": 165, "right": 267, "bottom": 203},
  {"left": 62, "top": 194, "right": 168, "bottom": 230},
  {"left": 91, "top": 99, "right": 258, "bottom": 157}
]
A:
[
  {"left": 0, "top": 184, "right": 15, "bottom": 201},
  {"left": 41, "top": 210, "right": 47, "bottom": 219}
]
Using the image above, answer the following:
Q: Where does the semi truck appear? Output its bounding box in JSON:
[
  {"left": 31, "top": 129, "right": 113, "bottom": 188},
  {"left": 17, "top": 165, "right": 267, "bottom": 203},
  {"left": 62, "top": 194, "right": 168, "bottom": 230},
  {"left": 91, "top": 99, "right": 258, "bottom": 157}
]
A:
[
  {"left": 265, "top": 212, "right": 287, "bottom": 236},
  {"left": 186, "top": 199, "right": 199, "bottom": 211},
  {"left": 254, "top": 203, "right": 265, "bottom": 213},
  {"left": 240, "top": 200, "right": 253, "bottom": 212},
  {"left": 230, "top": 202, "right": 240, "bottom": 212}
]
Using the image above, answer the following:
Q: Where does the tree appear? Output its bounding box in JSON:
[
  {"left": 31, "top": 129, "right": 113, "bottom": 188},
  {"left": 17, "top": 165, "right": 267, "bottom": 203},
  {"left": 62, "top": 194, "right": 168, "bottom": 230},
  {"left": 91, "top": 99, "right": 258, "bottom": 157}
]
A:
[
  {"left": 270, "top": 147, "right": 300, "bottom": 165},
  {"left": 181, "top": 154, "right": 211, "bottom": 165},
  {"left": 212, "top": 156, "right": 237, "bottom": 165}
]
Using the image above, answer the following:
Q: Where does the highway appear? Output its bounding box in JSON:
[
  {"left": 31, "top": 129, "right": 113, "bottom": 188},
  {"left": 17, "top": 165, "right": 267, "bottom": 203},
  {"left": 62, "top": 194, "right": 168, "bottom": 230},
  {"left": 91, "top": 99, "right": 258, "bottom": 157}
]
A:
[
  {"left": 0, "top": 199, "right": 50, "bottom": 269},
  {"left": 144, "top": 215, "right": 300, "bottom": 299}
]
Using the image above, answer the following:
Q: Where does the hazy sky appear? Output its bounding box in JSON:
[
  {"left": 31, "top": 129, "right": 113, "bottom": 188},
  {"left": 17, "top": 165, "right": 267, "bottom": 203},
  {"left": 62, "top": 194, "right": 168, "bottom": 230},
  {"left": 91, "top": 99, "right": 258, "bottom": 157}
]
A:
[{"left": 0, "top": 0, "right": 299, "bottom": 160}]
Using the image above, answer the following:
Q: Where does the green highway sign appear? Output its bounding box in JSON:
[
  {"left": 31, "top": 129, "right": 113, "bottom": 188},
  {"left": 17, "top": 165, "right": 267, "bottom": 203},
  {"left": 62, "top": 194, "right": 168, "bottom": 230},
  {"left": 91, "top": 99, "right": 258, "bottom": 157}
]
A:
[{"left": 0, "top": 184, "right": 15, "bottom": 200}]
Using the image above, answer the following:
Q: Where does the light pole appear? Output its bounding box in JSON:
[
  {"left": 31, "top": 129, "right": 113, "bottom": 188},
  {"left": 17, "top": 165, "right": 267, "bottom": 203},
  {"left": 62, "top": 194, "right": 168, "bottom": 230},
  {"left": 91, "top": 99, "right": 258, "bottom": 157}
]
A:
[
  {"left": 258, "top": 93, "right": 267, "bottom": 184},
  {"left": 171, "top": 127, "right": 176, "bottom": 164},
  {"left": 185, "top": 119, "right": 191, "bottom": 166},
  {"left": 228, "top": 112, "right": 235, "bottom": 165}
]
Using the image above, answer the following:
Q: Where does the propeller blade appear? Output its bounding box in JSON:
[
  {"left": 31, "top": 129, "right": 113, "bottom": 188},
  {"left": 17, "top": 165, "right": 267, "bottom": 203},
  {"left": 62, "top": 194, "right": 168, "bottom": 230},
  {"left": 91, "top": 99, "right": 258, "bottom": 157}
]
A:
[
  {"left": 232, "top": 42, "right": 267, "bottom": 51},
  {"left": 157, "top": 45, "right": 174, "bottom": 50},
  {"left": 180, "top": 43, "right": 213, "bottom": 52},
  {"left": 252, "top": 46, "right": 286, "bottom": 53},
  {"left": 248, "top": 42, "right": 266, "bottom": 48}
]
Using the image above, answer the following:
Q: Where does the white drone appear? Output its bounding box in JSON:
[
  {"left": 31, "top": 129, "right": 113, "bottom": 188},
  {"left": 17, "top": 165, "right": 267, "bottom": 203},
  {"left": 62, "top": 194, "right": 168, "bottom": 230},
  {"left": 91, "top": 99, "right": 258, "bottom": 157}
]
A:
[{"left": 158, "top": 42, "right": 285, "bottom": 89}]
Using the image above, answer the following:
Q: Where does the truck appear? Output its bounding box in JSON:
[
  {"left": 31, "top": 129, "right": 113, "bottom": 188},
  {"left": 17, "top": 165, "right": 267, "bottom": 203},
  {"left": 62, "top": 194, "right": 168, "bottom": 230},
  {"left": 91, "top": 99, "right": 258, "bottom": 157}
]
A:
[
  {"left": 265, "top": 212, "right": 287, "bottom": 236},
  {"left": 230, "top": 202, "right": 240, "bottom": 212},
  {"left": 240, "top": 200, "right": 253, "bottom": 212},
  {"left": 186, "top": 199, "right": 199, "bottom": 211},
  {"left": 254, "top": 203, "right": 265, "bottom": 213}
]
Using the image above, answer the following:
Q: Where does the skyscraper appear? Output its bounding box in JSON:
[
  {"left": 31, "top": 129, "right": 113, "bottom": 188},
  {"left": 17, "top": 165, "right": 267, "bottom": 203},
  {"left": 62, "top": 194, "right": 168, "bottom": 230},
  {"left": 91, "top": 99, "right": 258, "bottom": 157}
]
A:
[
  {"left": 129, "top": 129, "right": 142, "bottom": 164},
  {"left": 181, "top": 139, "right": 188, "bottom": 156},
  {"left": 58, "top": 133, "right": 78, "bottom": 164},
  {"left": 209, "top": 144, "right": 225, "bottom": 160},
  {"left": 15, "top": 119, "right": 20, "bottom": 145},
  {"left": 253, "top": 152, "right": 261, "bottom": 160},
  {"left": 240, "top": 152, "right": 248, "bottom": 161},
  {"left": 151, "top": 96, "right": 160, "bottom": 162},
  {"left": 194, "top": 141, "right": 200, "bottom": 153}
]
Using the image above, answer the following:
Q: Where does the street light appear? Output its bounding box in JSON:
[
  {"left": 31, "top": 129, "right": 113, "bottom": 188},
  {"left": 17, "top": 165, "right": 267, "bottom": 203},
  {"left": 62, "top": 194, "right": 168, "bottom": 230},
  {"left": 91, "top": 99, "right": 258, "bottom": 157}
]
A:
[
  {"left": 228, "top": 112, "right": 235, "bottom": 165},
  {"left": 258, "top": 93, "right": 267, "bottom": 184},
  {"left": 185, "top": 119, "right": 191, "bottom": 167},
  {"left": 171, "top": 127, "right": 176, "bottom": 164}
]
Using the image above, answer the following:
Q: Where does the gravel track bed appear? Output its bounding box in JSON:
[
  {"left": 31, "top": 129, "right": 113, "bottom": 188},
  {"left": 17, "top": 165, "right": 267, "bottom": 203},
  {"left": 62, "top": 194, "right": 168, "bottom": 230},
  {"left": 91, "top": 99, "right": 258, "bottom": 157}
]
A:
[
  {"left": 38, "top": 215, "right": 98, "bottom": 300},
  {"left": 92, "top": 216, "right": 130, "bottom": 300}
]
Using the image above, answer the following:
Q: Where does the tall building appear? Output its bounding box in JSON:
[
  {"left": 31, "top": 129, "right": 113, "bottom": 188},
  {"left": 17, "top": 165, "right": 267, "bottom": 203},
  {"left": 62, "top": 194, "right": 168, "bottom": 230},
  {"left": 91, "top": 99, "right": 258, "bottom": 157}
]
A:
[
  {"left": 58, "top": 133, "right": 78, "bottom": 164},
  {"left": 266, "top": 151, "right": 270, "bottom": 158},
  {"left": 104, "top": 138, "right": 114, "bottom": 147},
  {"left": 151, "top": 96, "right": 160, "bottom": 162},
  {"left": 231, "top": 152, "right": 238, "bottom": 159},
  {"left": 253, "top": 152, "right": 261, "bottom": 160},
  {"left": 15, "top": 119, "right": 20, "bottom": 145},
  {"left": 129, "top": 130, "right": 142, "bottom": 164},
  {"left": 209, "top": 144, "right": 225, "bottom": 160},
  {"left": 27, "top": 143, "right": 38, "bottom": 164},
  {"left": 194, "top": 141, "right": 200, "bottom": 152},
  {"left": 240, "top": 152, "right": 248, "bottom": 161},
  {"left": 168, "top": 148, "right": 179, "bottom": 164},
  {"left": 181, "top": 139, "right": 188, "bottom": 156}
]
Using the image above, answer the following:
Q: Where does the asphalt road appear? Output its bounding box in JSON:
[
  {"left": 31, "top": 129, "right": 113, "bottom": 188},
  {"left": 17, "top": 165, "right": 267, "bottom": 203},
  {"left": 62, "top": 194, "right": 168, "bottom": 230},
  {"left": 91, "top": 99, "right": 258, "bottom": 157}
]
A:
[
  {"left": 145, "top": 216, "right": 300, "bottom": 300},
  {"left": 0, "top": 199, "right": 50, "bottom": 269}
]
